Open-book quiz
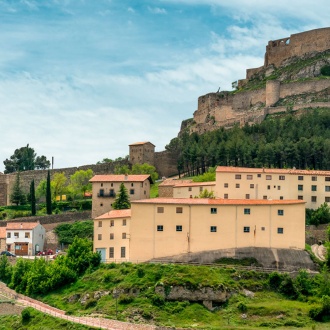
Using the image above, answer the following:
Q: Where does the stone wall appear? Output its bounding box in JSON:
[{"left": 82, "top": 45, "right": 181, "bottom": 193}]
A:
[{"left": 154, "top": 150, "right": 178, "bottom": 178}]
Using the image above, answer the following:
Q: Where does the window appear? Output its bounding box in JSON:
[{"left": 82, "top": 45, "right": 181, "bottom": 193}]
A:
[
  {"left": 110, "top": 220, "right": 114, "bottom": 227},
  {"left": 111, "top": 183, "right": 113, "bottom": 187},
  {"left": 25, "top": 232, "right": 30, "bottom": 238},
  {"left": 261, "top": 227, "right": 265, "bottom": 231},
  {"left": 235, "top": 174, "right": 241, "bottom": 179},
  {"left": 99, "top": 189, "right": 104, "bottom": 197},
  {"left": 257, "top": 174, "right": 261, "bottom": 178},
  {"left": 130, "top": 189, "right": 135, "bottom": 195},
  {"left": 176, "top": 207, "right": 183, "bottom": 214},
  {"left": 278, "top": 186, "right": 281, "bottom": 190},
  {"left": 311, "top": 185, "right": 317, "bottom": 191},
  {"left": 14, "top": 232, "right": 19, "bottom": 238},
  {"left": 109, "top": 189, "right": 115, "bottom": 197},
  {"left": 267, "top": 185, "right": 270, "bottom": 190},
  {"left": 298, "top": 185, "right": 303, "bottom": 191},
  {"left": 246, "top": 194, "right": 250, "bottom": 199},
  {"left": 224, "top": 194, "right": 228, "bottom": 199},
  {"left": 326, "top": 177, "right": 330, "bottom": 182},
  {"left": 98, "top": 234, "right": 102, "bottom": 240},
  {"left": 312, "top": 176, "right": 317, "bottom": 181},
  {"left": 131, "top": 183, "right": 134, "bottom": 187},
  {"left": 101, "top": 183, "right": 103, "bottom": 187},
  {"left": 236, "top": 183, "right": 240, "bottom": 188},
  {"left": 157, "top": 207, "right": 164, "bottom": 213},
  {"left": 98, "top": 221, "right": 102, "bottom": 227},
  {"left": 210, "top": 208, "right": 217, "bottom": 214},
  {"left": 110, "top": 233, "right": 114, "bottom": 240},
  {"left": 243, "top": 227, "right": 250, "bottom": 233},
  {"left": 277, "top": 228, "right": 284, "bottom": 234},
  {"left": 122, "top": 219, "right": 126, "bottom": 226},
  {"left": 224, "top": 183, "right": 228, "bottom": 188},
  {"left": 325, "top": 197, "right": 330, "bottom": 203},
  {"left": 109, "top": 247, "right": 114, "bottom": 258},
  {"left": 298, "top": 195, "right": 303, "bottom": 200},
  {"left": 279, "top": 175, "right": 285, "bottom": 180},
  {"left": 122, "top": 233, "right": 126, "bottom": 239},
  {"left": 311, "top": 196, "right": 317, "bottom": 202},
  {"left": 176, "top": 225, "right": 182, "bottom": 232},
  {"left": 7, "top": 232, "right": 11, "bottom": 238},
  {"left": 280, "top": 196, "right": 283, "bottom": 200},
  {"left": 250, "top": 184, "right": 254, "bottom": 189},
  {"left": 200, "top": 187, "right": 203, "bottom": 192},
  {"left": 247, "top": 175, "right": 253, "bottom": 180},
  {"left": 121, "top": 247, "right": 126, "bottom": 258},
  {"left": 244, "top": 208, "right": 250, "bottom": 215},
  {"left": 298, "top": 176, "right": 304, "bottom": 181},
  {"left": 266, "top": 175, "right": 272, "bottom": 180},
  {"left": 188, "top": 187, "right": 192, "bottom": 191},
  {"left": 325, "top": 186, "right": 330, "bottom": 192},
  {"left": 263, "top": 195, "right": 267, "bottom": 200},
  {"left": 278, "top": 209, "right": 284, "bottom": 216},
  {"left": 157, "top": 225, "right": 163, "bottom": 231},
  {"left": 210, "top": 226, "right": 217, "bottom": 232},
  {"left": 100, "top": 203, "right": 103, "bottom": 207}
]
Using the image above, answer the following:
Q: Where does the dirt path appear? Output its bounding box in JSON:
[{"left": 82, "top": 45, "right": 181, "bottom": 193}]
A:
[
  {"left": 311, "top": 244, "right": 326, "bottom": 261},
  {"left": 0, "top": 282, "right": 155, "bottom": 330}
]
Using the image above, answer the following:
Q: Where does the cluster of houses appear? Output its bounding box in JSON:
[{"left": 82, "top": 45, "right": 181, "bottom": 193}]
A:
[{"left": 92, "top": 164, "right": 330, "bottom": 262}]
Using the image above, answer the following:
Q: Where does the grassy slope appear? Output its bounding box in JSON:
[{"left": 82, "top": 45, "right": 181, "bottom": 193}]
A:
[{"left": 34, "top": 263, "right": 328, "bottom": 329}]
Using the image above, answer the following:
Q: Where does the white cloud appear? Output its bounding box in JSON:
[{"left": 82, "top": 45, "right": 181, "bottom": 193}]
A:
[{"left": 148, "top": 6, "right": 167, "bottom": 14}]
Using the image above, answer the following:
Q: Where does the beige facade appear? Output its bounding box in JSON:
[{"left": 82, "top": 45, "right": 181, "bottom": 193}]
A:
[
  {"left": 129, "top": 142, "right": 155, "bottom": 166},
  {"left": 173, "top": 182, "right": 215, "bottom": 198},
  {"left": 93, "top": 209, "right": 131, "bottom": 262},
  {"left": 90, "top": 174, "right": 151, "bottom": 218},
  {"left": 215, "top": 166, "right": 330, "bottom": 209}
]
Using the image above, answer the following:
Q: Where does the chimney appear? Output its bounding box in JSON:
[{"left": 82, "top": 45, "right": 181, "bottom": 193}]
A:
[{"left": 125, "top": 174, "right": 128, "bottom": 181}]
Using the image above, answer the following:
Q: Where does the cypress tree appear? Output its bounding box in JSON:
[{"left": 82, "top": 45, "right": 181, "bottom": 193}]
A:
[
  {"left": 10, "top": 172, "right": 27, "bottom": 206},
  {"left": 30, "top": 179, "right": 36, "bottom": 216},
  {"left": 112, "top": 183, "right": 130, "bottom": 210},
  {"left": 46, "top": 170, "right": 52, "bottom": 215}
]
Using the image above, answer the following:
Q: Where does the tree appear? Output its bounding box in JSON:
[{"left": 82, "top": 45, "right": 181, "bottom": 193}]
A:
[
  {"left": 198, "top": 189, "right": 215, "bottom": 198},
  {"left": 3, "top": 144, "right": 50, "bottom": 174},
  {"left": 30, "top": 180, "right": 36, "bottom": 216},
  {"left": 35, "top": 179, "right": 47, "bottom": 201},
  {"left": 131, "top": 163, "right": 158, "bottom": 183},
  {"left": 10, "top": 172, "right": 27, "bottom": 206},
  {"left": 51, "top": 172, "right": 67, "bottom": 200},
  {"left": 46, "top": 170, "right": 52, "bottom": 215},
  {"left": 68, "top": 169, "right": 93, "bottom": 198},
  {"left": 112, "top": 183, "right": 130, "bottom": 210}
]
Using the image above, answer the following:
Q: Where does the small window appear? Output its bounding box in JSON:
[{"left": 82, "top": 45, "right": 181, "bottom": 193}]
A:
[
  {"left": 176, "top": 225, "right": 182, "bottom": 232},
  {"left": 99, "top": 189, "right": 104, "bottom": 197},
  {"left": 278, "top": 209, "right": 284, "bottom": 216},
  {"left": 298, "top": 185, "right": 303, "bottom": 191},
  {"left": 211, "top": 208, "right": 217, "bottom": 214},
  {"left": 235, "top": 174, "right": 241, "bottom": 179},
  {"left": 121, "top": 247, "right": 126, "bottom": 258},
  {"left": 25, "top": 232, "right": 30, "bottom": 238},
  {"left": 98, "top": 221, "right": 102, "bottom": 227},
  {"left": 325, "top": 177, "right": 330, "bottom": 182},
  {"left": 111, "top": 183, "right": 113, "bottom": 187},
  {"left": 14, "top": 232, "right": 19, "bottom": 238},
  {"left": 98, "top": 234, "right": 102, "bottom": 240},
  {"left": 176, "top": 207, "right": 183, "bottom": 214},
  {"left": 312, "top": 176, "right": 317, "bottom": 181},
  {"left": 261, "top": 227, "right": 265, "bottom": 231},
  {"left": 100, "top": 203, "right": 103, "bottom": 207},
  {"left": 236, "top": 183, "right": 240, "bottom": 188},
  {"left": 122, "top": 233, "right": 126, "bottom": 239},
  {"left": 7, "top": 232, "right": 11, "bottom": 238},
  {"left": 278, "top": 186, "right": 281, "bottom": 190},
  {"left": 257, "top": 174, "right": 261, "bottom": 178},
  {"left": 280, "top": 196, "right": 283, "bottom": 200},
  {"left": 101, "top": 183, "right": 103, "bottom": 187},
  {"left": 298, "top": 176, "right": 303, "bottom": 181},
  {"left": 263, "top": 195, "right": 267, "bottom": 200},
  {"left": 224, "top": 194, "right": 228, "bottom": 199},
  {"left": 245, "top": 194, "right": 250, "bottom": 199},
  {"left": 247, "top": 175, "right": 253, "bottom": 180},
  {"left": 267, "top": 185, "right": 270, "bottom": 190},
  {"left": 131, "top": 183, "right": 134, "bottom": 187},
  {"left": 224, "top": 183, "right": 228, "bottom": 188},
  {"left": 244, "top": 208, "right": 250, "bottom": 215},
  {"left": 109, "top": 247, "right": 114, "bottom": 258},
  {"left": 157, "top": 225, "right": 164, "bottom": 231},
  {"left": 110, "top": 233, "right": 114, "bottom": 240},
  {"left": 266, "top": 175, "right": 272, "bottom": 180},
  {"left": 122, "top": 219, "right": 126, "bottom": 226},
  {"left": 325, "top": 197, "right": 330, "bottom": 202},
  {"left": 277, "top": 228, "right": 284, "bottom": 234},
  {"left": 157, "top": 207, "right": 164, "bottom": 213},
  {"left": 298, "top": 195, "right": 303, "bottom": 200},
  {"left": 250, "top": 184, "right": 254, "bottom": 189},
  {"left": 110, "top": 220, "right": 114, "bottom": 227},
  {"left": 188, "top": 187, "right": 192, "bottom": 191},
  {"left": 130, "top": 189, "right": 135, "bottom": 195},
  {"left": 311, "top": 196, "right": 317, "bottom": 202},
  {"left": 243, "top": 227, "right": 250, "bottom": 233},
  {"left": 325, "top": 186, "right": 330, "bottom": 192},
  {"left": 279, "top": 175, "right": 285, "bottom": 180},
  {"left": 311, "top": 185, "right": 317, "bottom": 192},
  {"left": 210, "top": 226, "right": 217, "bottom": 232}
]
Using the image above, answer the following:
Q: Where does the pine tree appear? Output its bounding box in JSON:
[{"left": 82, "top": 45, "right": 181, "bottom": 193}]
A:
[
  {"left": 112, "top": 183, "right": 130, "bottom": 210},
  {"left": 30, "top": 179, "right": 36, "bottom": 216},
  {"left": 46, "top": 170, "right": 52, "bottom": 215},
  {"left": 10, "top": 172, "right": 27, "bottom": 206}
]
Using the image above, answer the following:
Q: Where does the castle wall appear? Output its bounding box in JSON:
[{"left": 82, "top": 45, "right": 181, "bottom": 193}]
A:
[
  {"left": 266, "top": 80, "right": 281, "bottom": 106},
  {"left": 154, "top": 151, "right": 178, "bottom": 178}
]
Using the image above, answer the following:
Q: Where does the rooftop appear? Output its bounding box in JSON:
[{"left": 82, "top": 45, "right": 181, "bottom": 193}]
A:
[
  {"left": 95, "top": 209, "right": 131, "bottom": 220},
  {"left": 6, "top": 222, "right": 40, "bottom": 230},
  {"left": 90, "top": 174, "right": 150, "bottom": 183},
  {"left": 173, "top": 181, "right": 216, "bottom": 188},
  {"left": 129, "top": 141, "right": 155, "bottom": 147}
]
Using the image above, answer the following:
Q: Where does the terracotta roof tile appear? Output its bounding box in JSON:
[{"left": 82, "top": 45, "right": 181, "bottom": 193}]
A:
[
  {"left": 90, "top": 174, "right": 150, "bottom": 183},
  {"left": 159, "top": 179, "right": 193, "bottom": 187},
  {"left": 95, "top": 209, "right": 131, "bottom": 220},
  {"left": 132, "top": 198, "right": 305, "bottom": 206},
  {"left": 173, "top": 181, "right": 216, "bottom": 188},
  {"left": 129, "top": 141, "right": 155, "bottom": 147},
  {"left": 6, "top": 222, "right": 40, "bottom": 230},
  {"left": 216, "top": 166, "right": 330, "bottom": 176}
]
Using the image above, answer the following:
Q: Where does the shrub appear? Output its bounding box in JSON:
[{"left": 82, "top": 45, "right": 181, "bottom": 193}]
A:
[
  {"left": 21, "top": 308, "right": 31, "bottom": 322},
  {"left": 237, "top": 301, "right": 247, "bottom": 312},
  {"left": 84, "top": 298, "right": 97, "bottom": 309},
  {"left": 320, "top": 65, "right": 330, "bottom": 76},
  {"left": 118, "top": 294, "right": 134, "bottom": 304},
  {"left": 150, "top": 294, "right": 165, "bottom": 307}
]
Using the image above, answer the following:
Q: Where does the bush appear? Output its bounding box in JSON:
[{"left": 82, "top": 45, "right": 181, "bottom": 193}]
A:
[
  {"left": 320, "top": 65, "right": 330, "bottom": 76},
  {"left": 118, "top": 294, "right": 134, "bottom": 304},
  {"left": 21, "top": 308, "right": 31, "bottom": 322},
  {"left": 150, "top": 294, "right": 165, "bottom": 307},
  {"left": 237, "top": 301, "right": 247, "bottom": 312}
]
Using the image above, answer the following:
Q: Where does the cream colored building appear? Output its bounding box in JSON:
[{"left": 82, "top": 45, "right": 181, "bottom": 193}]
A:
[
  {"left": 215, "top": 166, "right": 330, "bottom": 209},
  {"left": 94, "top": 198, "right": 305, "bottom": 262},
  {"left": 94, "top": 209, "right": 131, "bottom": 262},
  {"left": 173, "top": 181, "right": 215, "bottom": 198},
  {"left": 90, "top": 174, "right": 151, "bottom": 218}
]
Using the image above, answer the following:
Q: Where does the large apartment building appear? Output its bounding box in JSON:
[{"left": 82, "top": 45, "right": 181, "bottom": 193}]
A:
[
  {"left": 215, "top": 167, "right": 330, "bottom": 209},
  {"left": 90, "top": 174, "right": 151, "bottom": 218}
]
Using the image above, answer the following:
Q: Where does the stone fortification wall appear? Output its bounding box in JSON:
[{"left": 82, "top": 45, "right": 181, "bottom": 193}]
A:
[
  {"left": 154, "top": 150, "right": 178, "bottom": 178},
  {"left": 265, "top": 28, "right": 330, "bottom": 68}
]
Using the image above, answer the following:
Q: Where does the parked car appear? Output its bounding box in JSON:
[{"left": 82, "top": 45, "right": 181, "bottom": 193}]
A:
[
  {"left": 0, "top": 251, "right": 16, "bottom": 257},
  {"left": 37, "top": 249, "right": 54, "bottom": 256}
]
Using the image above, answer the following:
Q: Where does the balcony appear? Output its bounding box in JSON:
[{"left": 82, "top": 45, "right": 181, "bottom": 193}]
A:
[{"left": 97, "top": 192, "right": 116, "bottom": 198}]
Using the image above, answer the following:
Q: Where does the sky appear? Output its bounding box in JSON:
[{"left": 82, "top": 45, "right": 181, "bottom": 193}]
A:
[{"left": 0, "top": 0, "right": 329, "bottom": 172}]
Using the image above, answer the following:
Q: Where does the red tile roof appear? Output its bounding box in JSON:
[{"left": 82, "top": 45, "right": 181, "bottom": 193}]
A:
[
  {"left": 0, "top": 227, "right": 6, "bottom": 238},
  {"left": 173, "top": 181, "right": 216, "bottom": 188},
  {"left": 216, "top": 166, "right": 330, "bottom": 176},
  {"left": 6, "top": 222, "right": 40, "bottom": 230},
  {"left": 95, "top": 209, "right": 131, "bottom": 220},
  {"left": 129, "top": 141, "right": 155, "bottom": 147},
  {"left": 132, "top": 198, "right": 305, "bottom": 206},
  {"left": 159, "top": 179, "right": 193, "bottom": 187},
  {"left": 90, "top": 174, "right": 150, "bottom": 183}
]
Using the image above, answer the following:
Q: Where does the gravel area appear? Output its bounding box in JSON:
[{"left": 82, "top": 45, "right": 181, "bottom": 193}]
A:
[{"left": 0, "top": 302, "right": 23, "bottom": 315}]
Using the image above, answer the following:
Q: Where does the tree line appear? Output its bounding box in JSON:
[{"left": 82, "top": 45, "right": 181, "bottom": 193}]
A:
[{"left": 166, "top": 109, "right": 330, "bottom": 177}]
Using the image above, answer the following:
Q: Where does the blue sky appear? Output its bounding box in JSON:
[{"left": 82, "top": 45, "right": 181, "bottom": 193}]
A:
[{"left": 0, "top": 0, "right": 329, "bottom": 172}]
